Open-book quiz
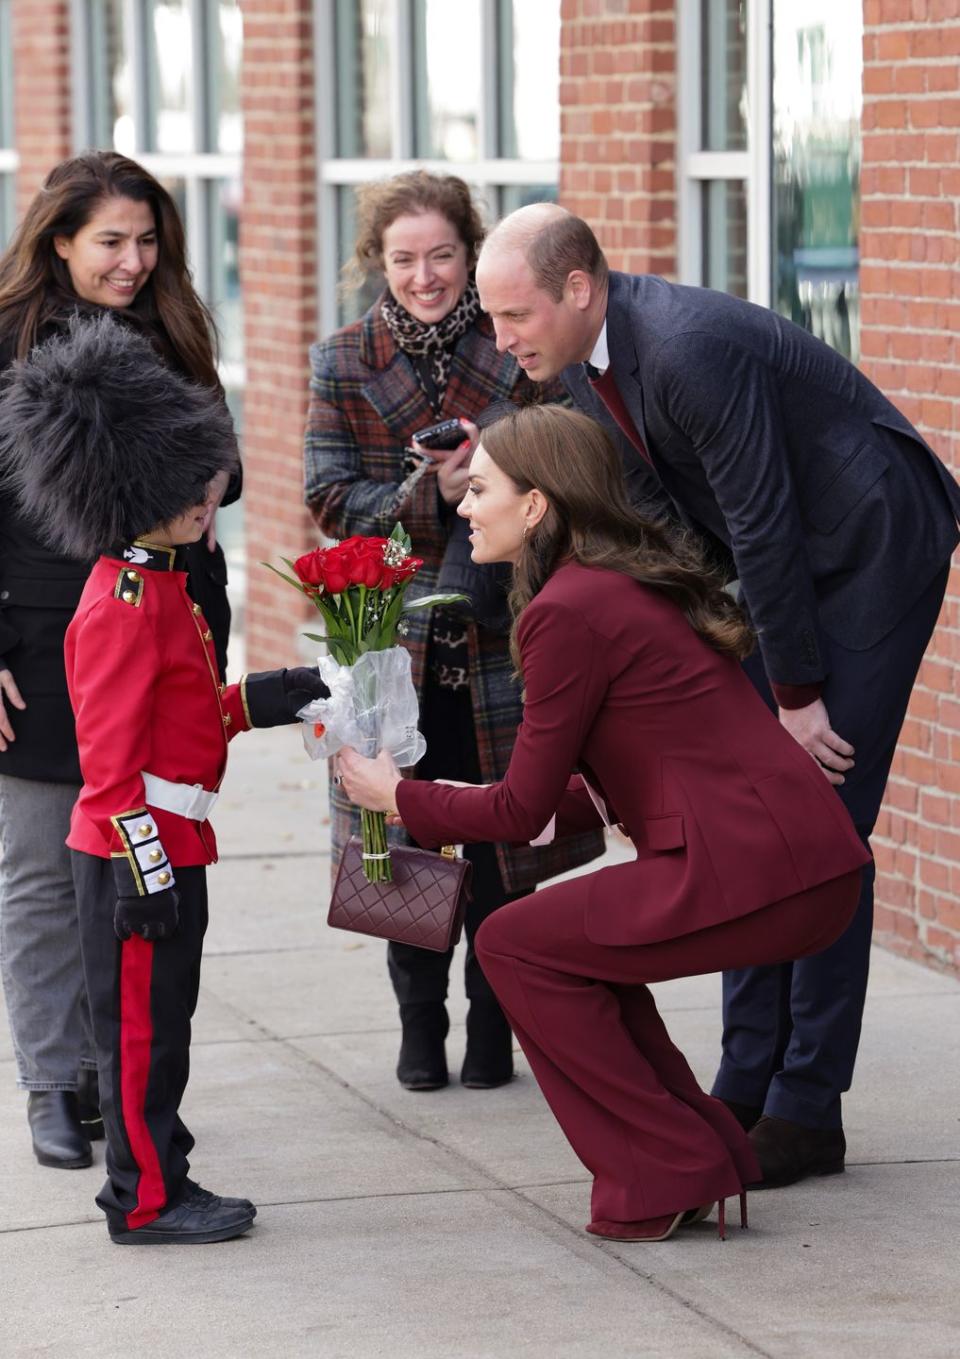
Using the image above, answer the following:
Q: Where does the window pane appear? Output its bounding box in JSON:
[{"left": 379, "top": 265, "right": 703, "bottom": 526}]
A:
[
  {"left": 162, "top": 176, "right": 188, "bottom": 233},
  {"left": 0, "top": 175, "right": 13, "bottom": 252},
  {"left": 216, "top": 0, "right": 243, "bottom": 154},
  {"left": 772, "top": 5, "right": 862, "bottom": 361},
  {"left": 413, "top": 0, "right": 482, "bottom": 160},
  {"left": 336, "top": 187, "right": 383, "bottom": 327},
  {"left": 701, "top": 0, "right": 747, "bottom": 152},
  {"left": 500, "top": 183, "right": 558, "bottom": 216},
  {"left": 0, "top": 0, "right": 13, "bottom": 146},
  {"left": 207, "top": 178, "right": 243, "bottom": 369},
  {"left": 334, "top": 0, "right": 393, "bottom": 158},
  {"left": 147, "top": 0, "right": 194, "bottom": 154},
  {"left": 86, "top": 0, "right": 132, "bottom": 152},
  {"left": 701, "top": 179, "right": 748, "bottom": 298},
  {"left": 498, "top": 0, "right": 560, "bottom": 160}
]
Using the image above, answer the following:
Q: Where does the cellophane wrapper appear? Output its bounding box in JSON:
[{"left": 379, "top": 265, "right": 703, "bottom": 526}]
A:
[{"left": 297, "top": 648, "right": 427, "bottom": 883}]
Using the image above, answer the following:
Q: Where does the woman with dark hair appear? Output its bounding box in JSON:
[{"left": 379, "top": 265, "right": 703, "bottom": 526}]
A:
[
  {"left": 305, "top": 170, "right": 602, "bottom": 1093},
  {"left": 0, "top": 150, "right": 239, "bottom": 1170},
  {"left": 339, "top": 404, "right": 869, "bottom": 1243}
]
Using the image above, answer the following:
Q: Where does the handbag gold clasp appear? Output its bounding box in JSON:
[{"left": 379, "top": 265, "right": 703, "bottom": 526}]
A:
[{"left": 440, "top": 844, "right": 457, "bottom": 860}]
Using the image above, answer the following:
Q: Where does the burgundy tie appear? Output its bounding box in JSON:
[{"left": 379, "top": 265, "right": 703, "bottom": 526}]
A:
[{"left": 588, "top": 367, "right": 652, "bottom": 465}]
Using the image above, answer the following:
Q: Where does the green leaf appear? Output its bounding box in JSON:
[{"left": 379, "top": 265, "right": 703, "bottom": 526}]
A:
[
  {"left": 402, "top": 592, "right": 470, "bottom": 612},
  {"left": 262, "top": 561, "right": 312, "bottom": 593}
]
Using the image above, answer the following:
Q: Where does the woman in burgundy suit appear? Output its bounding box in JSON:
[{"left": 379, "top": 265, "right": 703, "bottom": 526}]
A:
[{"left": 339, "top": 405, "right": 869, "bottom": 1243}]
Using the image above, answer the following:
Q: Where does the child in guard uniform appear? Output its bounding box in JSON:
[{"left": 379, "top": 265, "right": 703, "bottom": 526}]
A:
[{"left": 0, "top": 315, "right": 327, "bottom": 1244}]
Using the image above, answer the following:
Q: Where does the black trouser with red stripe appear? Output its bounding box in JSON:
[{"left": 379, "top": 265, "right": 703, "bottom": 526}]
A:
[{"left": 71, "top": 851, "right": 207, "bottom": 1235}]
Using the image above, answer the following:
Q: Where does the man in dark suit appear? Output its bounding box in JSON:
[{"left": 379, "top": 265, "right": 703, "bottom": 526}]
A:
[{"left": 475, "top": 203, "right": 960, "bottom": 1188}]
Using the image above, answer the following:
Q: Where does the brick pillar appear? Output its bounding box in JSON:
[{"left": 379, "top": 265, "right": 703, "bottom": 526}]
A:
[
  {"left": 860, "top": 1, "right": 960, "bottom": 974},
  {"left": 558, "top": 0, "right": 677, "bottom": 276},
  {"left": 239, "top": 0, "right": 318, "bottom": 668},
  {"left": 12, "top": 0, "right": 72, "bottom": 215}
]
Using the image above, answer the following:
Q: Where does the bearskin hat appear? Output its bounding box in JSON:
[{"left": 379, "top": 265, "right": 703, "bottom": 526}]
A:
[{"left": 0, "top": 312, "right": 238, "bottom": 559}]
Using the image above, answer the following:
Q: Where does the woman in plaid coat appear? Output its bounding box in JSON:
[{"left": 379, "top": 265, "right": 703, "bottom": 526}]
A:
[{"left": 304, "top": 171, "right": 602, "bottom": 1092}]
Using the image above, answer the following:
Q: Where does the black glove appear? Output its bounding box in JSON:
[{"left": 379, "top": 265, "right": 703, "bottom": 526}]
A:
[
  {"left": 243, "top": 666, "right": 329, "bottom": 727},
  {"left": 114, "top": 886, "right": 180, "bottom": 942}
]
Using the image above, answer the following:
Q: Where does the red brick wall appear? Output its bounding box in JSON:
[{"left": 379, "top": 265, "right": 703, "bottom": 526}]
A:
[
  {"left": 11, "top": 0, "right": 72, "bottom": 213},
  {"left": 239, "top": 0, "right": 318, "bottom": 668},
  {"left": 860, "top": 0, "right": 960, "bottom": 973},
  {"left": 558, "top": 0, "right": 677, "bottom": 277}
]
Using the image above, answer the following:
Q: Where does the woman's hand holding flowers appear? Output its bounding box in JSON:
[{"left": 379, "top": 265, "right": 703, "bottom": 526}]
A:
[{"left": 338, "top": 747, "right": 402, "bottom": 814}]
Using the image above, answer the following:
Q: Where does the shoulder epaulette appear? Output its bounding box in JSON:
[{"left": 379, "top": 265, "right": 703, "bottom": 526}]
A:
[{"left": 113, "top": 566, "right": 145, "bottom": 608}]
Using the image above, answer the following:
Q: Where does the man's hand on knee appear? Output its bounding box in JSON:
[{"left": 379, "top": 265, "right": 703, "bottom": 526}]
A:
[{"left": 778, "top": 698, "right": 855, "bottom": 786}]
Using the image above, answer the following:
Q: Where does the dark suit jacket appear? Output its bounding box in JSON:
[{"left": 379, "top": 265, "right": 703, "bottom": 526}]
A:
[
  {"left": 398, "top": 562, "right": 869, "bottom": 947},
  {"left": 562, "top": 273, "right": 960, "bottom": 688}
]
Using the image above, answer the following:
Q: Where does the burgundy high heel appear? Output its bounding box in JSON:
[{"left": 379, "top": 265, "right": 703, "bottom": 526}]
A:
[{"left": 717, "top": 1191, "right": 749, "bottom": 1241}]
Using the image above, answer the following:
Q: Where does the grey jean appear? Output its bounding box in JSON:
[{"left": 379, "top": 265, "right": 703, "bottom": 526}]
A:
[{"left": 0, "top": 774, "right": 95, "bottom": 1089}]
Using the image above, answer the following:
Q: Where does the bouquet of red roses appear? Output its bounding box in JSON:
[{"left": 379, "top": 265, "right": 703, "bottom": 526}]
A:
[{"left": 266, "top": 524, "right": 463, "bottom": 882}]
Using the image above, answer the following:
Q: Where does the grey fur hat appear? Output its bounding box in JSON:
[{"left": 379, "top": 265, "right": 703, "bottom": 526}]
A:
[{"left": 0, "top": 311, "right": 238, "bottom": 559}]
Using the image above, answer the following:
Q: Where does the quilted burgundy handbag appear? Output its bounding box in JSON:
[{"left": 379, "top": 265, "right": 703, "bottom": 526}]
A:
[{"left": 328, "top": 836, "right": 472, "bottom": 952}]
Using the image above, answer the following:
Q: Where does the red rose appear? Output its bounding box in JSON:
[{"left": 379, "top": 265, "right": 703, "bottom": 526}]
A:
[{"left": 293, "top": 548, "right": 327, "bottom": 590}]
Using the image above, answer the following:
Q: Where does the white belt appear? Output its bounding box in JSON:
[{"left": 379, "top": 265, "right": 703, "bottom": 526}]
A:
[{"left": 142, "top": 772, "right": 219, "bottom": 821}]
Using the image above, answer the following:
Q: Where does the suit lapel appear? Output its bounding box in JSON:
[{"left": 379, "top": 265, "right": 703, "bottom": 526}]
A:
[{"left": 606, "top": 273, "right": 652, "bottom": 453}]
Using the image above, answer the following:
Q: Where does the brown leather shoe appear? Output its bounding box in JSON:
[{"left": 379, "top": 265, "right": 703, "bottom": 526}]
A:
[
  {"left": 719, "top": 1098, "right": 762, "bottom": 1132},
  {"left": 747, "top": 1115, "right": 845, "bottom": 1188}
]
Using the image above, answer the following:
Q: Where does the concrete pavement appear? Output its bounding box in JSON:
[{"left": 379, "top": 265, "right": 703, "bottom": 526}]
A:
[{"left": 2, "top": 725, "right": 959, "bottom": 1358}]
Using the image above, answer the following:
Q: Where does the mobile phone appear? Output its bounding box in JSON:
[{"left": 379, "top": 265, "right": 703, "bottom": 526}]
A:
[{"left": 411, "top": 417, "right": 467, "bottom": 451}]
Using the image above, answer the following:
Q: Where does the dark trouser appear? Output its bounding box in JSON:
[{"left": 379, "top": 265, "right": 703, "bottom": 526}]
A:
[
  {"left": 476, "top": 867, "right": 860, "bottom": 1222},
  {"left": 71, "top": 851, "right": 208, "bottom": 1234},
  {"left": 712, "top": 562, "right": 950, "bottom": 1130},
  {"left": 388, "top": 677, "right": 520, "bottom": 1006}
]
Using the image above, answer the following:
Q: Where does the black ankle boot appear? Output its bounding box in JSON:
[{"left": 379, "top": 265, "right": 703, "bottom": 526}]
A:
[
  {"left": 27, "top": 1091, "right": 92, "bottom": 1169},
  {"left": 397, "top": 1002, "right": 449, "bottom": 1091},
  {"left": 76, "top": 1067, "right": 105, "bottom": 1141},
  {"left": 460, "top": 998, "right": 514, "bottom": 1090}
]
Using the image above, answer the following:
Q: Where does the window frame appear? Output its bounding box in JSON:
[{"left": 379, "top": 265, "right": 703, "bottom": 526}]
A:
[
  {"left": 69, "top": 0, "right": 244, "bottom": 390},
  {"left": 313, "top": 0, "right": 561, "bottom": 336},
  {"left": 0, "top": 0, "right": 17, "bottom": 248},
  {"left": 676, "top": 0, "right": 771, "bottom": 306}
]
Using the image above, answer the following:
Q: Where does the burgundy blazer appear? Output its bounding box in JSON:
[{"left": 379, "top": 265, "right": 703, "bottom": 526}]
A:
[{"left": 397, "top": 561, "right": 870, "bottom": 946}]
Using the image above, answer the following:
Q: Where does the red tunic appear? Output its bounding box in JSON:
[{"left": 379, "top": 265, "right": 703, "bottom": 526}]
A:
[{"left": 65, "top": 548, "right": 250, "bottom": 867}]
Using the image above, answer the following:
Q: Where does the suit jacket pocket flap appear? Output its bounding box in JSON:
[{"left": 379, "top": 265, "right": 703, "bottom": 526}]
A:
[
  {"left": 807, "top": 441, "right": 890, "bottom": 535},
  {"left": 645, "top": 814, "right": 685, "bottom": 851}
]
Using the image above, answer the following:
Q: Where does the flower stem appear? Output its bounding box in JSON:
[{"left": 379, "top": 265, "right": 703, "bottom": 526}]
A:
[{"left": 360, "top": 807, "right": 392, "bottom": 883}]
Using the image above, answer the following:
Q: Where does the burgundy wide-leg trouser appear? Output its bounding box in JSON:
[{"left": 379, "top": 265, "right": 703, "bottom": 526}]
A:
[{"left": 475, "top": 870, "right": 861, "bottom": 1224}]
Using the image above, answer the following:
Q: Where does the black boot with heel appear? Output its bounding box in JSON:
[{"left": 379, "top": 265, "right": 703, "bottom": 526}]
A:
[
  {"left": 27, "top": 1091, "right": 92, "bottom": 1169},
  {"left": 397, "top": 1002, "right": 449, "bottom": 1091},
  {"left": 460, "top": 997, "right": 514, "bottom": 1090}
]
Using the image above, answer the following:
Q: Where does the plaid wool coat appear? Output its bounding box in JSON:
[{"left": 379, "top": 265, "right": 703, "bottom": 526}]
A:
[{"left": 304, "top": 294, "right": 604, "bottom": 893}]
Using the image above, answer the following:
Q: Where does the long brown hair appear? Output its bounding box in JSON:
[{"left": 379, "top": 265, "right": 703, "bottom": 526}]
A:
[
  {"left": 480, "top": 405, "right": 754, "bottom": 666},
  {"left": 0, "top": 151, "right": 220, "bottom": 388}
]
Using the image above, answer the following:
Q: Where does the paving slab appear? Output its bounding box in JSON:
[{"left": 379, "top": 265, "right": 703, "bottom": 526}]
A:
[{"left": 2, "top": 727, "right": 960, "bottom": 1358}]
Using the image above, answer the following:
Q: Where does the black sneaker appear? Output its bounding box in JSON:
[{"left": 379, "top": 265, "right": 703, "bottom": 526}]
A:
[
  {"left": 182, "top": 1177, "right": 257, "bottom": 1219},
  {"left": 109, "top": 1187, "right": 256, "bottom": 1245}
]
